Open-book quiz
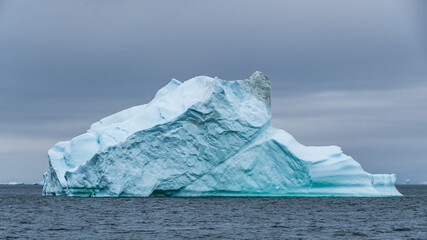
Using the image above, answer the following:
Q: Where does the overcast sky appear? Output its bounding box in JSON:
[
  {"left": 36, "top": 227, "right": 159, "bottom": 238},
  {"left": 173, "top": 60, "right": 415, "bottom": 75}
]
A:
[{"left": 1, "top": 0, "right": 426, "bottom": 183}]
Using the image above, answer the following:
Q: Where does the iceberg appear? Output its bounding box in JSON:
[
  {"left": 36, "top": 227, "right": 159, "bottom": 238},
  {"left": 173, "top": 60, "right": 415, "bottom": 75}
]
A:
[
  {"left": 43, "top": 72, "right": 401, "bottom": 197},
  {"left": 1, "top": 182, "right": 25, "bottom": 185},
  {"left": 34, "top": 181, "right": 44, "bottom": 186}
]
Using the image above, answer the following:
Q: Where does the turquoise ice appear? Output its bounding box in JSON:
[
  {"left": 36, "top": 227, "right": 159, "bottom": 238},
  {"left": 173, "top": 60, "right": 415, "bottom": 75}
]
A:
[{"left": 43, "top": 72, "right": 401, "bottom": 197}]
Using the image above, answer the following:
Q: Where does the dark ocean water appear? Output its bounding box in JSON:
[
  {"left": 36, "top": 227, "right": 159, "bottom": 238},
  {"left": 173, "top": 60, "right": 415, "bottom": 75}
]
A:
[{"left": 0, "top": 185, "right": 426, "bottom": 239}]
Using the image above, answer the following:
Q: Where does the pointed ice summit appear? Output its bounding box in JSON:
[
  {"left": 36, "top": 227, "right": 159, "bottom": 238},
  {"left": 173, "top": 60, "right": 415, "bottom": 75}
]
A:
[{"left": 43, "top": 72, "right": 401, "bottom": 197}]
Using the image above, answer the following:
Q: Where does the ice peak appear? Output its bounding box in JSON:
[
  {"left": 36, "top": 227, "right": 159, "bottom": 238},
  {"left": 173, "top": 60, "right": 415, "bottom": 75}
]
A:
[{"left": 244, "top": 71, "right": 271, "bottom": 108}]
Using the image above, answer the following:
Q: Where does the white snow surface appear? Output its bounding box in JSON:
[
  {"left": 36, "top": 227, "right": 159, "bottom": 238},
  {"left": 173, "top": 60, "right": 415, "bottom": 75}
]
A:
[{"left": 43, "top": 72, "right": 401, "bottom": 197}]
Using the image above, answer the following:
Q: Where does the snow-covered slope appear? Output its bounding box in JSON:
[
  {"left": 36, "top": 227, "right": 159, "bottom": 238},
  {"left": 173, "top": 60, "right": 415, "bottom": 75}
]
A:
[{"left": 43, "top": 72, "right": 401, "bottom": 197}]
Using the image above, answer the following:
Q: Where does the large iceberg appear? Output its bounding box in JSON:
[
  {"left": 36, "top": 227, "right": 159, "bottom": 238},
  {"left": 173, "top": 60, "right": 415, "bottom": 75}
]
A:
[{"left": 43, "top": 72, "right": 401, "bottom": 197}]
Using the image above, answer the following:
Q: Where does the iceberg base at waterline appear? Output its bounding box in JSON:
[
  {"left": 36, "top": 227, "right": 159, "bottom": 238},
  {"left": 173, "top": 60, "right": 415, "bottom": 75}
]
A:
[{"left": 43, "top": 72, "right": 401, "bottom": 197}]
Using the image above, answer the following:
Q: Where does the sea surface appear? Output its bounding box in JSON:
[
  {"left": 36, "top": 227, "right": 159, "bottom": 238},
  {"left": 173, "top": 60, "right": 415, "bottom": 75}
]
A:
[{"left": 0, "top": 185, "right": 426, "bottom": 239}]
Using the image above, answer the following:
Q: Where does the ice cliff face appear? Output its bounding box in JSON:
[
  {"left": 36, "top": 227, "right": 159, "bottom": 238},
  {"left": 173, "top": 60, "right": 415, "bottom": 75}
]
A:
[{"left": 43, "top": 72, "right": 401, "bottom": 197}]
